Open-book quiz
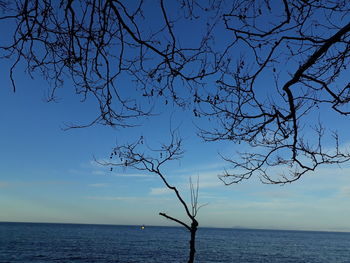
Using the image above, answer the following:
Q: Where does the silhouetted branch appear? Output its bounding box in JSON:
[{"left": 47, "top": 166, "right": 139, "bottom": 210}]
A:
[
  {"left": 0, "top": 0, "right": 223, "bottom": 128},
  {"left": 198, "top": 0, "right": 350, "bottom": 184},
  {"left": 159, "top": 212, "right": 191, "bottom": 231},
  {"left": 2, "top": 1, "right": 350, "bottom": 184},
  {"left": 99, "top": 130, "right": 200, "bottom": 262}
]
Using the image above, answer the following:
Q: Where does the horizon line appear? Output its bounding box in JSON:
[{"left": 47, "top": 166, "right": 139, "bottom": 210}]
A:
[{"left": 1, "top": 220, "right": 349, "bottom": 233}]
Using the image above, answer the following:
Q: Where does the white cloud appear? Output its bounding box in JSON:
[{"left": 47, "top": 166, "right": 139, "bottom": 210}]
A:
[
  {"left": 85, "top": 196, "right": 137, "bottom": 201},
  {"left": 0, "top": 180, "right": 74, "bottom": 187},
  {"left": 149, "top": 187, "right": 172, "bottom": 195},
  {"left": 196, "top": 173, "right": 224, "bottom": 189},
  {"left": 255, "top": 189, "right": 298, "bottom": 199},
  {"left": 85, "top": 195, "right": 172, "bottom": 202},
  {"left": 176, "top": 171, "right": 225, "bottom": 189},
  {"left": 173, "top": 162, "right": 227, "bottom": 174},
  {"left": 91, "top": 169, "right": 154, "bottom": 178}
]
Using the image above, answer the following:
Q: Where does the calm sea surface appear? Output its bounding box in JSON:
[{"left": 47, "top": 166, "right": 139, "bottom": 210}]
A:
[{"left": 1, "top": 222, "right": 350, "bottom": 263}]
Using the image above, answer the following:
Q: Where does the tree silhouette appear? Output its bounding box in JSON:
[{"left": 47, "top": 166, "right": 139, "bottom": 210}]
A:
[
  {"left": 3, "top": 1, "right": 350, "bottom": 262},
  {"left": 1, "top": 1, "right": 350, "bottom": 189},
  {"left": 0, "top": 0, "right": 222, "bottom": 128},
  {"left": 198, "top": 0, "right": 350, "bottom": 183},
  {"left": 100, "top": 132, "right": 202, "bottom": 263}
]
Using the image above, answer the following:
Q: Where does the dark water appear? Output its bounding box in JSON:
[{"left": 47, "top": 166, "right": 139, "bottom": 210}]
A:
[{"left": 1, "top": 222, "right": 350, "bottom": 263}]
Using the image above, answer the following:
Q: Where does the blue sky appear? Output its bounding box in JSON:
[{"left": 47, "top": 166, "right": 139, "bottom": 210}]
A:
[
  {"left": 1, "top": 69, "right": 350, "bottom": 231},
  {"left": 1, "top": 1, "right": 350, "bottom": 232}
]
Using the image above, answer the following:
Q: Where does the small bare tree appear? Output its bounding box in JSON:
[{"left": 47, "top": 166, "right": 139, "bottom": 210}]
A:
[{"left": 101, "top": 132, "right": 202, "bottom": 263}]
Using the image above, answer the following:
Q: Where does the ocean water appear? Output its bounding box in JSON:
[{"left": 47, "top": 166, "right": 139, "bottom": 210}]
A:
[{"left": 1, "top": 222, "right": 350, "bottom": 263}]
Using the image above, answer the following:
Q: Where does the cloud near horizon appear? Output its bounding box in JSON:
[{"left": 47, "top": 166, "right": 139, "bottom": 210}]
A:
[
  {"left": 85, "top": 196, "right": 139, "bottom": 201},
  {"left": 85, "top": 195, "right": 172, "bottom": 203},
  {"left": 149, "top": 187, "right": 172, "bottom": 195}
]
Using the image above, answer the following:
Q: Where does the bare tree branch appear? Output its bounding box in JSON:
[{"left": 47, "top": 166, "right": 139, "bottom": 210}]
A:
[
  {"left": 2, "top": 0, "right": 350, "bottom": 183},
  {"left": 98, "top": 131, "right": 200, "bottom": 263}
]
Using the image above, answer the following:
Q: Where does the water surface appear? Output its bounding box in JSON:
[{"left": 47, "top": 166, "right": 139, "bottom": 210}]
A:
[{"left": 1, "top": 222, "right": 349, "bottom": 262}]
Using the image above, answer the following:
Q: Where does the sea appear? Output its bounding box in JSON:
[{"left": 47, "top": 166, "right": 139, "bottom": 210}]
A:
[{"left": 1, "top": 222, "right": 350, "bottom": 263}]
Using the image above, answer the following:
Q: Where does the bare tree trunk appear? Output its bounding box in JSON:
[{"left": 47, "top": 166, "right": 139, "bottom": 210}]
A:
[
  {"left": 107, "top": 135, "right": 203, "bottom": 262},
  {"left": 188, "top": 220, "right": 198, "bottom": 263}
]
